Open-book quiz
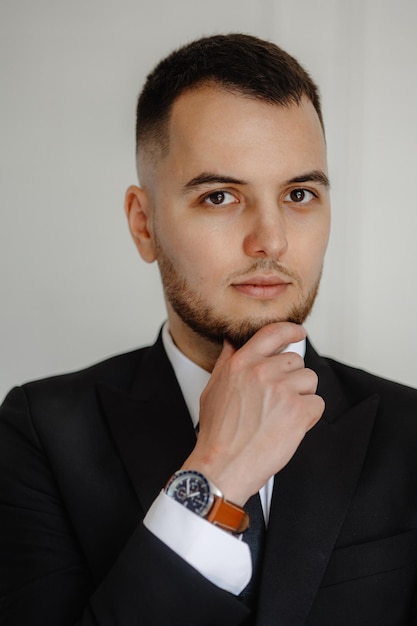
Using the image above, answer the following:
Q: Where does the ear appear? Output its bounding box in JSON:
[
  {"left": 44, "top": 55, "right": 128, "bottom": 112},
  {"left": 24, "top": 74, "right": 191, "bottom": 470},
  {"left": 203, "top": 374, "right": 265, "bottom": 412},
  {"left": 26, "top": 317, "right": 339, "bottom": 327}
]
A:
[{"left": 124, "top": 185, "right": 156, "bottom": 263}]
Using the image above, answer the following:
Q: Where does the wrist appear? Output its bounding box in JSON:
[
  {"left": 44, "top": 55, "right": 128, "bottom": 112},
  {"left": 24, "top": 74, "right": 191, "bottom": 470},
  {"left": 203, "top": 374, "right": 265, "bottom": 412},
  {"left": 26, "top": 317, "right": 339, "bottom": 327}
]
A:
[
  {"left": 165, "top": 469, "right": 249, "bottom": 533},
  {"left": 180, "top": 456, "right": 253, "bottom": 507}
]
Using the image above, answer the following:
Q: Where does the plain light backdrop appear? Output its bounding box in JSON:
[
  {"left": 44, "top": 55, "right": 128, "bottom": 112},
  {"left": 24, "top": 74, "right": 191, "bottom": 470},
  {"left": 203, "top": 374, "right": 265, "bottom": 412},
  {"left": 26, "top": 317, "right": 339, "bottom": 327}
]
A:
[{"left": 1, "top": 0, "right": 416, "bottom": 401}]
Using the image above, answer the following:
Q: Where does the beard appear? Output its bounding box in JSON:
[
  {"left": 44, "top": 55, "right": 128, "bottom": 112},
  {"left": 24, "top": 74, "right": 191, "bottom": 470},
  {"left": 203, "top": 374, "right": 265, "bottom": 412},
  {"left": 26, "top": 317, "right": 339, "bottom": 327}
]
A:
[{"left": 154, "top": 237, "right": 321, "bottom": 350}]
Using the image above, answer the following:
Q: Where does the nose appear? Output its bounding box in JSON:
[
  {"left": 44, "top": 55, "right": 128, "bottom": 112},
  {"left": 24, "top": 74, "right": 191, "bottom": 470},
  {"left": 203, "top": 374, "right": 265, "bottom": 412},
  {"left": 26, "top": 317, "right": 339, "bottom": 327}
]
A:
[{"left": 242, "top": 206, "right": 288, "bottom": 260}]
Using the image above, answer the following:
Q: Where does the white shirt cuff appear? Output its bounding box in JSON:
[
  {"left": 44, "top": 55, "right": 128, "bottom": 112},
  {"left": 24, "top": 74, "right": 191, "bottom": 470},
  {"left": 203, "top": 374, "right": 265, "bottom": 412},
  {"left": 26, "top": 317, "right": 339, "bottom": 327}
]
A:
[{"left": 143, "top": 490, "right": 252, "bottom": 595}]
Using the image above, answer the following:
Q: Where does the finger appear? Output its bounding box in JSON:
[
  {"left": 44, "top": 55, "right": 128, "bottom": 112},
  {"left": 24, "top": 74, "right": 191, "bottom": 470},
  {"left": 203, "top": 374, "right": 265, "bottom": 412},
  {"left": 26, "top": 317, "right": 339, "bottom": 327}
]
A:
[
  {"left": 304, "top": 394, "right": 325, "bottom": 429},
  {"left": 238, "top": 322, "right": 307, "bottom": 359},
  {"left": 273, "top": 351, "right": 305, "bottom": 373},
  {"left": 279, "top": 365, "right": 319, "bottom": 395},
  {"left": 285, "top": 389, "right": 325, "bottom": 431},
  {"left": 212, "top": 338, "right": 236, "bottom": 371}
]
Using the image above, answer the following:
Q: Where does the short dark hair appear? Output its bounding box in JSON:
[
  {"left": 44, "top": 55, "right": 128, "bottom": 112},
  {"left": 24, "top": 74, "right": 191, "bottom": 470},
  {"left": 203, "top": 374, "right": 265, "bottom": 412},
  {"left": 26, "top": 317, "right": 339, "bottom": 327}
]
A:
[{"left": 136, "top": 33, "right": 323, "bottom": 156}]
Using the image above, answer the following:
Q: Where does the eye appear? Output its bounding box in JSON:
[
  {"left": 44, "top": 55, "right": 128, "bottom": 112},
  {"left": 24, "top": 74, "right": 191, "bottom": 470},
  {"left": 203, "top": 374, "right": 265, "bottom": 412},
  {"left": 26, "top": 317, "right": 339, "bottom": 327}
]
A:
[
  {"left": 202, "top": 190, "right": 237, "bottom": 207},
  {"left": 285, "top": 188, "right": 316, "bottom": 204}
]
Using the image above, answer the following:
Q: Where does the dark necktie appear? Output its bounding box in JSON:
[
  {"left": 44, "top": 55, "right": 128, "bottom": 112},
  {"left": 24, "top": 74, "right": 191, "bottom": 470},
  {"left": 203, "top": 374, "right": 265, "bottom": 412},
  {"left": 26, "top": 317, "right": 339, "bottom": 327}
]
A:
[{"left": 239, "top": 492, "right": 266, "bottom": 609}]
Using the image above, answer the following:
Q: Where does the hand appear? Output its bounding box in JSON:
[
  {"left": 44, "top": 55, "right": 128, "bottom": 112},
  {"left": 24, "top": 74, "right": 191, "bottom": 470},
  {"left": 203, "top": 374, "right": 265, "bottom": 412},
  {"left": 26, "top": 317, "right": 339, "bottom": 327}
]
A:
[{"left": 181, "top": 322, "right": 324, "bottom": 506}]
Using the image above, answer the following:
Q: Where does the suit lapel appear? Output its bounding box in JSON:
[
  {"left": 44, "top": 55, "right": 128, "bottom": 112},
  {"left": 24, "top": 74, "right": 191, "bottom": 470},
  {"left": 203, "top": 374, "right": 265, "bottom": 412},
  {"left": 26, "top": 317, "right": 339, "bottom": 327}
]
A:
[
  {"left": 256, "top": 342, "right": 380, "bottom": 625},
  {"left": 97, "top": 334, "right": 196, "bottom": 514}
]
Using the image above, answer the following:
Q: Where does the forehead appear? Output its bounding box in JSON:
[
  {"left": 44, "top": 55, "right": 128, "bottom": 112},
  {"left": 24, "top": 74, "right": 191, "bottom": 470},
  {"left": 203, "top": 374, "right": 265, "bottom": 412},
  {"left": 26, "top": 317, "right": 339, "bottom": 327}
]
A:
[
  {"left": 174, "top": 87, "right": 324, "bottom": 165},
  {"left": 139, "top": 85, "right": 327, "bottom": 189}
]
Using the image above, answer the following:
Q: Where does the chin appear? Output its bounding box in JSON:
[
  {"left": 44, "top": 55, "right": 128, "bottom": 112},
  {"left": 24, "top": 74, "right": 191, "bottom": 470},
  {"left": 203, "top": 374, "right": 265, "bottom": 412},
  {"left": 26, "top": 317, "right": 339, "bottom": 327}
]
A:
[
  {"left": 184, "top": 311, "right": 304, "bottom": 351},
  {"left": 223, "top": 313, "right": 308, "bottom": 349}
]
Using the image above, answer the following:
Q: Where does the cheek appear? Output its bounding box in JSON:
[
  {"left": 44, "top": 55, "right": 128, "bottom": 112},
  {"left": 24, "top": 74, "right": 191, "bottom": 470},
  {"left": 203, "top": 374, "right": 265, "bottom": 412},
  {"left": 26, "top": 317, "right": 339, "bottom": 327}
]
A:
[
  {"left": 292, "top": 225, "right": 329, "bottom": 283},
  {"left": 157, "top": 225, "right": 223, "bottom": 284},
  {"left": 165, "top": 213, "right": 229, "bottom": 257}
]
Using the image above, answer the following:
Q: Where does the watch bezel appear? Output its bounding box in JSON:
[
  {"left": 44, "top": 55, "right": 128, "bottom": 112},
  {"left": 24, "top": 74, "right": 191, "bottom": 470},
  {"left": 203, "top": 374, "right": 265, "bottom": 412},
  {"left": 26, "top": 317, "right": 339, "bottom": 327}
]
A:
[{"left": 165, "top": 470, "right": 214, "bottom": 517}]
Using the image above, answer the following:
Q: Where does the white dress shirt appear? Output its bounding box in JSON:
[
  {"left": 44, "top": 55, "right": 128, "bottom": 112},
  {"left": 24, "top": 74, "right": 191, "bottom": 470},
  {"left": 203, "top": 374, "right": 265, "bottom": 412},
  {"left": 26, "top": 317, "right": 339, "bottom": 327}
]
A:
[{"left": 144, "top": 322, "right": 306, "bottom": 594}]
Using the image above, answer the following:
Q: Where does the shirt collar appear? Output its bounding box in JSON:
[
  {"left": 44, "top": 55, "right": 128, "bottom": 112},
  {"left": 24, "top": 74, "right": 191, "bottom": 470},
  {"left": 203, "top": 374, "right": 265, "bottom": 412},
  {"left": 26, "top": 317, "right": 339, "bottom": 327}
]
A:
[
  {"left": 162, "top": 322, "right": 210, "bottom": 429},
  {"left": 162, "top": 321, "right": 306, "bottom": 429}
]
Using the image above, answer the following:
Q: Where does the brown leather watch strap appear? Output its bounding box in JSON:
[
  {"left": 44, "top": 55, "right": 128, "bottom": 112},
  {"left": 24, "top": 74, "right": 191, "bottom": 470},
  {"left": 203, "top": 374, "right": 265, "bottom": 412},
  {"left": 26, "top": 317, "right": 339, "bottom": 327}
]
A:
[{"left": 206, "top": 494, "right": 250, "bottom": 533}]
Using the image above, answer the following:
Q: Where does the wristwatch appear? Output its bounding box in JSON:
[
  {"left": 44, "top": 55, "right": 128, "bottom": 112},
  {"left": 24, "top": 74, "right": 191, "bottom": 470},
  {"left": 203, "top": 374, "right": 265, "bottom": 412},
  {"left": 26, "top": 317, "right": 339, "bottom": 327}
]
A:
[{"left": 165, "top": 469, "right": 249, "bottom": 533}]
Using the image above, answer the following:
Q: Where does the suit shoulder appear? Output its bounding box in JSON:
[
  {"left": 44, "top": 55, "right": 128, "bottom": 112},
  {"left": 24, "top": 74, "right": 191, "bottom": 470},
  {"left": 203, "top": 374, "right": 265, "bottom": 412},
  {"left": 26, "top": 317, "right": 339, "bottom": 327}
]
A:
[
  {"left": 0, "top": 344, "right": 158, "bottom": 446},
  {"left": 324, "top": 356, "right": 417, "bottom": 410},
  {"left": 22, "top": 345, "right": 152, "bottom": 395},
  {"left": 1, "top": 345, "right": 155, "bottom": 422}
]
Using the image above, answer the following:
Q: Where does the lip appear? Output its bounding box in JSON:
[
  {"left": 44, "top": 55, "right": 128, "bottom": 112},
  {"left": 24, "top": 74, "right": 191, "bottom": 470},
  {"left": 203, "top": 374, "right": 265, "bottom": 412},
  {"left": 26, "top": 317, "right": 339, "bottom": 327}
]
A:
[{"left": 231, "top": 274, "right": 290, "bottom": 299}]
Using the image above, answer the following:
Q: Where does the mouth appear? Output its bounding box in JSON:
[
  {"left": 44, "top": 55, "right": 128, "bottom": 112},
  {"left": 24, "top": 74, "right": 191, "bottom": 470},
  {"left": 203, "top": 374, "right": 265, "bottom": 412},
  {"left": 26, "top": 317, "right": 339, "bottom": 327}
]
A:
[{"left": 231, "top": 274, "right": 291, "bottom": 299}]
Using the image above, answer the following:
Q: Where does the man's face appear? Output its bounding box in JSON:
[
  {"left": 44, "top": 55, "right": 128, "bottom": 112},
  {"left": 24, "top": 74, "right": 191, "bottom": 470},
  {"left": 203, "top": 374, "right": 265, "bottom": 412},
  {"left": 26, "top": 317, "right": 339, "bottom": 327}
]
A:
[{"left": 135, "top": 86, "right": 330, "bottom": 360}]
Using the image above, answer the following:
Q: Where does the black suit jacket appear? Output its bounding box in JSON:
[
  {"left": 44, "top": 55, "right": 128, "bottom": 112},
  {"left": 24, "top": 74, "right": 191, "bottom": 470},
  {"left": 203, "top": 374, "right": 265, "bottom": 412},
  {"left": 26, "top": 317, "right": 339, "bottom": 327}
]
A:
[{"left": 1, "top": 334, "right": 417, "bottom": 625}]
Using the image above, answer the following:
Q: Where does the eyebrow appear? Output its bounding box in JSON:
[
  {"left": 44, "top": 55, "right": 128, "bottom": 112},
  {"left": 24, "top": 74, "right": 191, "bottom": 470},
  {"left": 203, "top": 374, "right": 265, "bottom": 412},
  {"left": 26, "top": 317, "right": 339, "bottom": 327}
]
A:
[
  {"left": 183, "top": 169, "right": 330, "bottom": 192},
  {"left": 287, "top": 170, "right": 330, "bottom": 188},
  {"left": 183, "top": 173, "right": 246, "bottom": 191}
]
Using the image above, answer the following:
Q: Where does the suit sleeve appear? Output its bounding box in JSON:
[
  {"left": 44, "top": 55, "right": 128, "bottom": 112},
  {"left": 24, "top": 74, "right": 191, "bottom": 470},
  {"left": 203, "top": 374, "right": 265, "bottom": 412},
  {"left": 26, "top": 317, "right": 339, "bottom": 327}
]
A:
[{"left": 0, "top": 387, "right": 250, "bottom": 626}]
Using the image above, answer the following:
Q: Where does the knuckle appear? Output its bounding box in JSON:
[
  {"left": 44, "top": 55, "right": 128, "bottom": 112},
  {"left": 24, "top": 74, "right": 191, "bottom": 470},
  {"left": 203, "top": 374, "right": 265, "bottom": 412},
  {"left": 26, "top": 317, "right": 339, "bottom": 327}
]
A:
[
  {"left": 316, "top": 394, "right": 326, "bottom": 415},
  {"left": 307, "top": 394, "right": 325, "bottom": 424},
  {"left": 282, "top": 352, "right": 304, "bottom": 370},
  {"left": 228, "top": 350, "right": 246, "bottom": 375},
  {"left": 229, "top": 345, "right": 248, "bottom": 366},
  {"left": 276, "top": 389, "right": 302, "bottom": 418},
  {"left": 304, "top": 368, "right": 319, "bottom": 390},
  {"left": 250, "top": 360, "right": 269, "bottom": 383}
]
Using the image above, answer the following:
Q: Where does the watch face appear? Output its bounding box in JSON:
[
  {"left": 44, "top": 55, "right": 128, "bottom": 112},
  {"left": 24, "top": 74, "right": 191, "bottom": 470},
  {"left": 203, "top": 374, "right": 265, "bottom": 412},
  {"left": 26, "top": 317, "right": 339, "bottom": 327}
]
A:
[{"left": 166, "top": 470, "right": 213, "bottom": 516}]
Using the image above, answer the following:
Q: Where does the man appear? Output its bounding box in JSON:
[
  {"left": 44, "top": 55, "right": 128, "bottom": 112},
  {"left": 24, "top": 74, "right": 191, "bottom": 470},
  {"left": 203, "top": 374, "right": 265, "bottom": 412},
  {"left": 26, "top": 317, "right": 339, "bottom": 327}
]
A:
[{"left": 1, "top": 34, "right": 417, "bottom": 626}]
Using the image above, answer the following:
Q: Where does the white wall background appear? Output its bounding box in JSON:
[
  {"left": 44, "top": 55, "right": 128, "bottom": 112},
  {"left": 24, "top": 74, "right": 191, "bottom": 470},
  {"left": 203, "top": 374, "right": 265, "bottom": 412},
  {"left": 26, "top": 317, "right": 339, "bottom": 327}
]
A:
[{"left": 1, "top": 0, "right": 416, "bottom": 401}]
